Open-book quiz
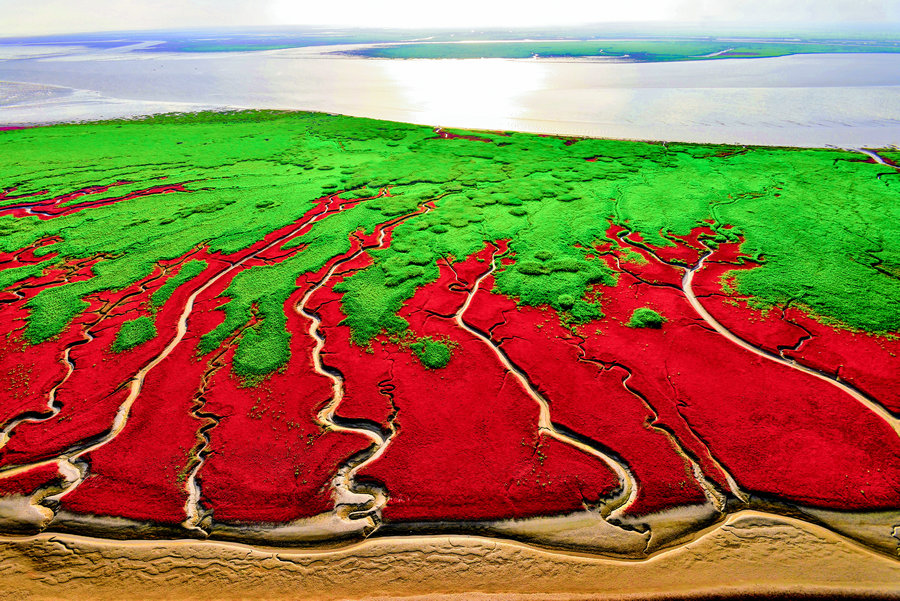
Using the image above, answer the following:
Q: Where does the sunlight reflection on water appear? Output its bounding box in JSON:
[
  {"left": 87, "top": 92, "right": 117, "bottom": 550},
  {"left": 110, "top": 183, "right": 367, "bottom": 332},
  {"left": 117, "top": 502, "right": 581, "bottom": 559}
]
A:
[
  {"left": 378, "top": 59, "right": 547, "bottom": 129},
  {"left": 1, "top": 47, "right": 900, "bottom": 147}
]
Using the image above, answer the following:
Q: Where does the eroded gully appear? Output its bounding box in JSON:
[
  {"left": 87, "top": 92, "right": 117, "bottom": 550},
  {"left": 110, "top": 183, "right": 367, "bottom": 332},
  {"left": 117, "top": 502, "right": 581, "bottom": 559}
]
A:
[
  {"left": 682, "top": 245, "right": 900, "bottom": 437},
  {"left": 296, "top": 202, "right": 433, "bottom": 531},
  {"left": 0, "top": 190, "right": 391, "bottom": 518},
  {"left": 452, "top": 243, "right": 638, "bottom": 520}
]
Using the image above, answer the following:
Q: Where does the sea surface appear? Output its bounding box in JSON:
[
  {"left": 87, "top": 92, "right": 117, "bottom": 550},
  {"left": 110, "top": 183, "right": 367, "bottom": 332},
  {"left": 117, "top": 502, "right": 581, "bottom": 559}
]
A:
[{"left": 1, "top": 42, "right": 899, "bottom": 148}]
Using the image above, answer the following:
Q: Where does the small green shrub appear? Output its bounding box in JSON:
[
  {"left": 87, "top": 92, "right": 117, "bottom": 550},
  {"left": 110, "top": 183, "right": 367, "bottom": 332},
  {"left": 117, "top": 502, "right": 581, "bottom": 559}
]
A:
[
  {"left": 112, "top": 316, "right": 157, "bottom": 351},
  {"left": 627, "top": 308, "right": 667, "bottom": 329},
  {"left": 410, "top": 338, "right": 452, "bottom": 369}
]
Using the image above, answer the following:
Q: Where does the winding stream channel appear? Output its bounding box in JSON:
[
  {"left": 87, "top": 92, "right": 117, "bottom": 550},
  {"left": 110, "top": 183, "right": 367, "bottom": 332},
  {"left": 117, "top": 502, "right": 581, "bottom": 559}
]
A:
[
  {"left": 454, "top": 243, "right": 638, "bottom": 519},
  {"left": 297, "top": 202, "right": 432, "bottom": 529},
  {"left": 0, "top": 191, "right": 390, "bottom": 518},
  {"left": 683, "top": 246, "right": 900, "bottom": 437}
]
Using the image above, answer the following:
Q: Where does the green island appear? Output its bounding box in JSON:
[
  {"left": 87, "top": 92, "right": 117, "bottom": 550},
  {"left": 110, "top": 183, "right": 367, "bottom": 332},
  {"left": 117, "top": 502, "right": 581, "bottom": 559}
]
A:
[
  {"left": 1, "top": 110, "right": 897, "bottom": 377},
  {"left": 347, "top": 39, "right": 900, "bottom": 61}
]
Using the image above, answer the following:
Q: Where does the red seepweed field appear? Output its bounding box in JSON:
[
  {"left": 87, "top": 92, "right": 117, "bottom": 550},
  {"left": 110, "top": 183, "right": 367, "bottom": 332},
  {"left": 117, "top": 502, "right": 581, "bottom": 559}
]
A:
[{"left": 0, "top": 111, "right": 898, "bottom": 563}]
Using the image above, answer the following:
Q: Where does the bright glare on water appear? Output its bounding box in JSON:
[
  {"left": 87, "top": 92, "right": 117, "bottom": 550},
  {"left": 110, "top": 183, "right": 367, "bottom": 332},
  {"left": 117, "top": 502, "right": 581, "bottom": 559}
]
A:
[{"left": 1, "top": 44, "right": 899, "bottom": 147}]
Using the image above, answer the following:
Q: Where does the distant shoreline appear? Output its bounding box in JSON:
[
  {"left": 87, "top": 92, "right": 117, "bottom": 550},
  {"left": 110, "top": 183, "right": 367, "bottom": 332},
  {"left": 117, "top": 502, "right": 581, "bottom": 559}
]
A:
[{"left": 2, "top": 50, "right": 900, "bottom": 148}]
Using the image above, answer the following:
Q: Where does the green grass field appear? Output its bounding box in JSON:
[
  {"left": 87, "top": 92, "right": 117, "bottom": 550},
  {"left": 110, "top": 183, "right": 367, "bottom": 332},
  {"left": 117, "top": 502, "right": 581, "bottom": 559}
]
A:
[{"left": 1, "top": 111, "right": 897, "bottom": 376}]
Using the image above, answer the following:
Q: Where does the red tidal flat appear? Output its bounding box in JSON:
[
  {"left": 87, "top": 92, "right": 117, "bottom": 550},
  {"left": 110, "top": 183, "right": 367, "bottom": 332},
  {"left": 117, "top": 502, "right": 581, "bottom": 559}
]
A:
[
  {"left": 58, "top": 273, "right": 231, "bottom": 524},
  {"left": 781, "top": 315, "right": 900, "bottom": 414},
  {"left": 197, "top": 212, "right": 416, "bottom": 525},
  {"left": 0, "top": 191, "right": 395, "bottom": 523},
  {"left": 351, "top": 252, "right": 621, "bottom": 522},
  {"left": 485, "top": 302, "right": 710, "bottom": 516},
  {"left": 198, "top": 299, "right": 369, "bottom": 524},
  {"left": 690, "top": 240, "right": 900, "bottom": 414},
  {"left": 0, "top": 464, "right": 61, "bottom": 497},
  {"left": 0, "top": 255, "right": 220, "bottom": 469},
  {"left": 318, "top": 269, "right": 397, "bottom": 431},
  {"left": 588, "top": 228, "right": 900, "bottom": 509},
  {"left": 0, "top": 326, "right": 68, "bottom": 428},
  {"left": 0, "top": 235, "right": 58, "bottom": 267},
  {"left": 2, "top": 185, "right": 898, "bottom": 536},
  {"left": 358, "top": 337, "right": 622, "bottom": 522}
]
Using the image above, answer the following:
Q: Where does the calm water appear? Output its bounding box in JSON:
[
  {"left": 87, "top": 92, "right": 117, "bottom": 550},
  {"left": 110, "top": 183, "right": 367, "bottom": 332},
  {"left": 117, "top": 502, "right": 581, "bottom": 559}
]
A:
[{"left": 1, "top": 44, "right": 899, "bottom": 147}]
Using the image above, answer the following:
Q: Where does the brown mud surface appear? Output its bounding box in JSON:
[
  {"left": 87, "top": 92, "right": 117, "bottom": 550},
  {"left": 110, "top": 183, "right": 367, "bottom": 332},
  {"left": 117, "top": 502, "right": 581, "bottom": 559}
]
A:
[{"left": 1, "top": 512, "right": 898, "bottom": 600}]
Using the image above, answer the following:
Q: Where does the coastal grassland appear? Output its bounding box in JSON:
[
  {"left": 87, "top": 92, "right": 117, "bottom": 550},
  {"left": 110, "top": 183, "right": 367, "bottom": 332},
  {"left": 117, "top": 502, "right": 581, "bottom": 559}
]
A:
[
  {"left": 1, "top": 111, "right": 897, "bottom": 377},
  {"left": 348, "top": 39, "right": 900, "bottom": 61}
]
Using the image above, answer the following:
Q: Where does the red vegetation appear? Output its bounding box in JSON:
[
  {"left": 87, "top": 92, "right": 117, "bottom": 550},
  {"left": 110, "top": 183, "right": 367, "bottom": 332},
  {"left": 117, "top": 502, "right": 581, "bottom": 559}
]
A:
[
  {"left": 0, "top": 329, "right": 68, "bottom": 428},
  {"left": 0, "top": 191, "right": 389, "bottom": 517},
  {"left": 591, "top": 225, "right": 900, "bottom": 509},
  {"left": 45, "top": 193, "right": 394, "bottom": 523},
  {"left": 196, "top": 198, "right": 429, "bottom": 524},
  {"left": 782, "top": 316, "right": 900, "bottom": 414},
  {"left": 0, "top": 464, "right": 61, "bottom": 497},
  {"left": 59, "top": 273, "right": 230, "bottom": 524},
  {"left": 484, "top": 302, "right": 710, "bottom": 516},
  {"left": 320, "top": 273, "right": 397, "bottom": 430},
  {"left": 1, "top": 192, "right": 898, "bottom": 533},
  {"left": 196, "top": 300, "right": 368, "bottom": 524},
  {"left": 0, "top": 182, "right": 189, "bottom": 219},
  {"left": 0, "top": 236, "right": 60, "bottom": 269},
  {"left": 348, "top": 249, "right": 621, "bottom": 522},
  {"left": 690, "top": 239, "right": 900, "bottom": 414},
  {"left": 0, "top": 253, "right": 223, "bottom": 470},
  {"left": 875, "top": 154, "right": 899, "bottom": 168}
]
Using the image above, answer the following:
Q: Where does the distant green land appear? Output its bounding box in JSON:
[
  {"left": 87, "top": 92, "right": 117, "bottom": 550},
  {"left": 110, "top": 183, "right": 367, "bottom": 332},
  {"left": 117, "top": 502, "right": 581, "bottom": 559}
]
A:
[{"left": 346, "top": 39, "right": 900, "bottom": 62}]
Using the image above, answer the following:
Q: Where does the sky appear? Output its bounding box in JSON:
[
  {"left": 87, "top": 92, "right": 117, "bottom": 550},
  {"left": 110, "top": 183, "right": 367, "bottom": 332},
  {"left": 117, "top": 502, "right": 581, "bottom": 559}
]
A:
[{"left": 1, "top": 0, "right": 899, "bottom": 37}]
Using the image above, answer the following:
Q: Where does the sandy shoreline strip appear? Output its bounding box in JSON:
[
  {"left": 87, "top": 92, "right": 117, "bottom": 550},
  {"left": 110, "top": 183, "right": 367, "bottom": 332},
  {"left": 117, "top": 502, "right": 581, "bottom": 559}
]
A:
[{"left": 2, "top": 511, "right": 898, "bottom": 600}]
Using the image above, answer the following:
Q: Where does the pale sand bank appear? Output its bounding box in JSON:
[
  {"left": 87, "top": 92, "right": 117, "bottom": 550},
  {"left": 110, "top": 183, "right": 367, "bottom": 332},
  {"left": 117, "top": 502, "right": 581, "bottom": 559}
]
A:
[{"left": 2, "top": 512, "right": 898, "bottom": 600}]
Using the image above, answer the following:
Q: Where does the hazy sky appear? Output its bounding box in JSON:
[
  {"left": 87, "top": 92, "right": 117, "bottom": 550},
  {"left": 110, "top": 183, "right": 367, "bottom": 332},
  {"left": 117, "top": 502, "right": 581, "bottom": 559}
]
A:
[{"left": 1, "top": 0, "right": 899, "bottom": 36}]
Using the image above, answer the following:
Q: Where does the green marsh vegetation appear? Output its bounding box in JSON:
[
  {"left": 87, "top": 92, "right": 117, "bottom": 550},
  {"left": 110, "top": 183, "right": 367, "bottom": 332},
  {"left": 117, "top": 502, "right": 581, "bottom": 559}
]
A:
[
  {"left": 349, "top": 39, "right": 900, "bottom": 62},
  {"left": 1, "top": 111, "right": 897, "bottom": 376},
  {"left": 112, "top": 315, "right": 157, "bottom": 352},
  {"left": 151, "top": 259, "right": 208, "bottom": 308},
  {"left": 627, "top": 308, "right": 667, "bottom": 329}
]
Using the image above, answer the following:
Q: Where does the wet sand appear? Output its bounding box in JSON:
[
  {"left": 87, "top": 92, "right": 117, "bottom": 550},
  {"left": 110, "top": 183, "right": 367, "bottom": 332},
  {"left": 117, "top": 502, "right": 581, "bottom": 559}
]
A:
[{"left": 2, "top": 512, "right": 898, "bottom": 600}]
